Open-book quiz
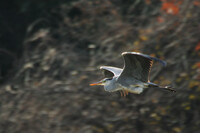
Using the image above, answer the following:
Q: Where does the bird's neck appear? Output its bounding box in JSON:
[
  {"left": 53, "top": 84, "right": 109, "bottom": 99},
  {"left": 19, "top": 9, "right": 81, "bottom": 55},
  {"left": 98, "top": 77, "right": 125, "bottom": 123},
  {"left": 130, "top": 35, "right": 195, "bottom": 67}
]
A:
[{"left": 104, "top": 77, "right": 117, "bottom": 91}]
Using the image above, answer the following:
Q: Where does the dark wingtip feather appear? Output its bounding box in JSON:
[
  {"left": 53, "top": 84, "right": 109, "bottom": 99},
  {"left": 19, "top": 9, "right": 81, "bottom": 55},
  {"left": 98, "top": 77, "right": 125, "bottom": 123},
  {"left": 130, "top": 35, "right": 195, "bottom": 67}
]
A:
[
  {"left": 122, "top": 52, "right": 167, "bottom": 66},
  {"left": 150, "top": 57, "right": 167, "bottom": 66}
]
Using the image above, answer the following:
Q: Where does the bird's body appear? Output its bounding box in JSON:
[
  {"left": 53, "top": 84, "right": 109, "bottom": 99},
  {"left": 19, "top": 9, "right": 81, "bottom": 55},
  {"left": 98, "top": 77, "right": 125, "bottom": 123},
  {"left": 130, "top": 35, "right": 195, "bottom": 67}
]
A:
[
  {"left": 103, "top": 76, "right": 146, "bottom": 93},
  {"left": 90, "top": 52, "right": 175, "bottom": 96}
]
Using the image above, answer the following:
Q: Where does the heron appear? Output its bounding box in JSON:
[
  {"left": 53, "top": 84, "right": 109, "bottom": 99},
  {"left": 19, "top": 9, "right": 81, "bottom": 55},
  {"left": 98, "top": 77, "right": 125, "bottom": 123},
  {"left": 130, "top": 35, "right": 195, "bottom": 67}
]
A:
[{"left": 90, "top": 52, "right": 175, "bottom": 96}]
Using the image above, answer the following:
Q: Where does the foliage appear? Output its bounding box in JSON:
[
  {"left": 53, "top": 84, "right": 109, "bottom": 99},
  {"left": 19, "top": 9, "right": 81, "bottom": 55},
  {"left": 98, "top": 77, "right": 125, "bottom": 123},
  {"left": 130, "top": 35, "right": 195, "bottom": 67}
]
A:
[{"left": 0, "top": 0, "right": 200, "bottom": 133}]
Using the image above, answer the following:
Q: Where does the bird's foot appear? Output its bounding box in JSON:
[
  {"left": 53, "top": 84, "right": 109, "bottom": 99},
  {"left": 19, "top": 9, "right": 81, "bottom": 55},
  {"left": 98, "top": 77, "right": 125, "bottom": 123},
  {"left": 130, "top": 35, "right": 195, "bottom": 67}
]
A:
[{"left": 120, "top": 89, "right": 129, "bottom": 97}]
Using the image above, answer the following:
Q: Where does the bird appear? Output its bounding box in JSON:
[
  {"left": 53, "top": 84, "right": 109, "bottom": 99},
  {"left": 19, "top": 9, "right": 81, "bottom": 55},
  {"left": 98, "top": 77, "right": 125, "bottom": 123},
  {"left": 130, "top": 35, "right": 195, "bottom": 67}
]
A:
[{"left": 90, "top": 52, "right": 176, "bottom": 96}]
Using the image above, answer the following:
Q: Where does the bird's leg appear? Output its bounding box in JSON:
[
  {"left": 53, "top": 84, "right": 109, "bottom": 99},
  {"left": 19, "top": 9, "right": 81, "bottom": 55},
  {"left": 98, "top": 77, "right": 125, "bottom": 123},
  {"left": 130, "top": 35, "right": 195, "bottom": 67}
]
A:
[
  {"left": 123, "top": 89, "right": 126, "bottom": 97},
  {"left": 123, "top": 89, "right": 129, "bottom": 96},
  {"left": 123, "top": 90, "right": 126, "bottom": 97},
  {"left": 125, "top": 90, "right": 129, "bottom": 95},
  {"left": 120, "top": 89, "right": 129, "bottom": 97},
  {"left": 120, "top": 90, "right": 125, "bottom": 97},
  {"left": 120, "top": 91, "right": 123, "bottom": 97}
]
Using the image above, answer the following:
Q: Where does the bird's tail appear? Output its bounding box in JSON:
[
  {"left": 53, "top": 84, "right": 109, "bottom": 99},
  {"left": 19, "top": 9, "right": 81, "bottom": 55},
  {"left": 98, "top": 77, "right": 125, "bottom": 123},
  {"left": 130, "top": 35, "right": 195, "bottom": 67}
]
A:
[{"left": 148, "top": 82, "right": 176, "bottom": 92}]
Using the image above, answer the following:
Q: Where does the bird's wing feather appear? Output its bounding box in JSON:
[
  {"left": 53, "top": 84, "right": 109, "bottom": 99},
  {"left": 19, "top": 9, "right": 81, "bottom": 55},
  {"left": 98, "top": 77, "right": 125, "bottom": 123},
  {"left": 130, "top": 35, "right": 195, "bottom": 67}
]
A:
[
  {"left": 118, "top": 52, "right": 166, "bottom": 82},
  {"left": 100, "top": 66, "right": 122, "bottom": 78}
]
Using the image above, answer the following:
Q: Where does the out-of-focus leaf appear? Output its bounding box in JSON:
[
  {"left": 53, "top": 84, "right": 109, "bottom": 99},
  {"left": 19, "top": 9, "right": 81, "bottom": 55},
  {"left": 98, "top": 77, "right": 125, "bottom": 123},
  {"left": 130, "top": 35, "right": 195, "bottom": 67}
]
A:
[
  {"left": 185, "top": 106, "right": 191, "bottom": 110},
  {"left": 173, "top": 127, "right": 182, "bottom": 133},
  {"left": 133, "top": 40, "right": 142, "bottom": 51},
  {"left": 193, "top": 0, "right": 200, "bottom": 6},
  {"left": 106, "top": 124, "right": 114, "bottom": 130},
  {"left": 111, "top": 101, "right": 118, "bottom": 107},
  {"left": 24, "top": 62, "right": 33, "bottom": 69},
  {"left": 192, "top": 62, "right": 200, "bottom": 69},
  {"left": 181, "top": 102, "right": 191, "bottom": 110},
  {"left": 161, "top": 2, "right": 179, "bottom": 15},
  {"left": 150, "top": 113, "right": 161, "bottom": 121},
  {"left": 160, "top": 107, "right": 167, "bottom": 115},
  {"left": 188, "top": 81, "right": 200, "bottom": 88},
  {"left": 145, "top": 0, "right": 151, "bottom": 5},
  {"left": 157, "top": 16, "right": 165, "bottom": 23},
  {"left": 140, "top": 35, "right": 148, "bottom": 41},
  {"left": 188, "top": 94, "right": 196, "bottom": 100},
  {"left": 71, "top": 71, "right": 78, "bottom": 75},
  {"left": 195, "top": 42, "right": 200, "bottom": 51},
  {"left": 133, "top": 40, "right": 140, "bottom": 46}
]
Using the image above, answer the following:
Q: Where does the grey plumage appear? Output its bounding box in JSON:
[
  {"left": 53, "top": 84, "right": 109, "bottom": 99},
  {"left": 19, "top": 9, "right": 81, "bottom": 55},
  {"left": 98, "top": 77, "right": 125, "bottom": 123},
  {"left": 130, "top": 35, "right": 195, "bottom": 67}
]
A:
[
  {"left": 90, "top": 52, "right": 175, "bottom": 96},
  {"left": 100, "top": 66, "right": 122, "bottom": 78}
]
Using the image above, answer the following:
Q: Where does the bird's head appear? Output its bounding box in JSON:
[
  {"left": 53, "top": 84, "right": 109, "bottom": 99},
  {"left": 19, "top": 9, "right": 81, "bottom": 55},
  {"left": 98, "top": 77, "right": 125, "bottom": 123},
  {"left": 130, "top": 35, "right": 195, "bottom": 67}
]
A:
[{"left": 90, "top": 78, "right": 113, "bottom": 86}]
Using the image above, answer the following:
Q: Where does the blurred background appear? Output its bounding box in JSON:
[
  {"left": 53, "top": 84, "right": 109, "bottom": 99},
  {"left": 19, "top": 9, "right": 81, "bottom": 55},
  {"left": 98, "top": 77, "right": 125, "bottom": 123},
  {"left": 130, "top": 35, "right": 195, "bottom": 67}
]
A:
[{"left": 0, "top": 0, "right": 200, "bottom": 133}]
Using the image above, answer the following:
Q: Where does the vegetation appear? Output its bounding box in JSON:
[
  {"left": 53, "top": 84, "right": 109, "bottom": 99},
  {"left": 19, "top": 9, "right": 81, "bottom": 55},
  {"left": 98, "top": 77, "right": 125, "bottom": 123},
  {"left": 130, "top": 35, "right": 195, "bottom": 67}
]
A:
[{"left": 0, "top": 0, "right": 200, "bottom": 132}]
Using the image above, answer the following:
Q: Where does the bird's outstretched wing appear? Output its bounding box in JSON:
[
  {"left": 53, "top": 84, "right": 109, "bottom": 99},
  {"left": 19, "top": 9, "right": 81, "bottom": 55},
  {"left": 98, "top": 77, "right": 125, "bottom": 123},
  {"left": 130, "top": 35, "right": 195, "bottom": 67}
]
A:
[
  {"left": 119, "top": 52, "right": 166, "bottom": 82},
  {"left": 100, "top": 66, "right": 122, "bottom": 78}
]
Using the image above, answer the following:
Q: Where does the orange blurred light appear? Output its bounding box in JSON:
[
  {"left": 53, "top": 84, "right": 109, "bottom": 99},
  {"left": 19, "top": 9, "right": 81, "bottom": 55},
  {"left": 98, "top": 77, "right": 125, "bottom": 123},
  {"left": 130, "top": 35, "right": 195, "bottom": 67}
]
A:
[
  {"left": 194, "top": 1, "right": 200, "bottom": 6},
  {"left": 195, "top": 42, "right": 200, "bottom": 51},
  {"left": 161, "top": 2, "right": 179, "bottom": 15}
]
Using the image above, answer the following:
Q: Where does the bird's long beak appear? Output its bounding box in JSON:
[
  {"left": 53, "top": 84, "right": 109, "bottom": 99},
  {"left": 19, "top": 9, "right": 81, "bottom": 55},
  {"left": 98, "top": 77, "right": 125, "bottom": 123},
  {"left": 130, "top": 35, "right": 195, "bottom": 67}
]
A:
[{"left": 90, "top": 81, "right": 103, "bottom": 86}]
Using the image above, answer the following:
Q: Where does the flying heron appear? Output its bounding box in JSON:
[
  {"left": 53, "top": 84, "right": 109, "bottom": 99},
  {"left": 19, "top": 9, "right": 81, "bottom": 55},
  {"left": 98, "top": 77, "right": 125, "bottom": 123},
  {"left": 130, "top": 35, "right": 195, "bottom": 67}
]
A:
[{"left": 90, "top": 52, "right": 175, "bottom": 96}]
